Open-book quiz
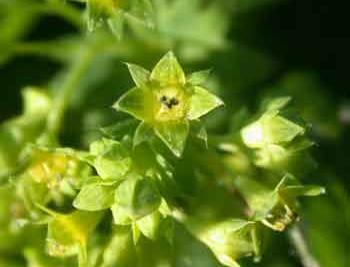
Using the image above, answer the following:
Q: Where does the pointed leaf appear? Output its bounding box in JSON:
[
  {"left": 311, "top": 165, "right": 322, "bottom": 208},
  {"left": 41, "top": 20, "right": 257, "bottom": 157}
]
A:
[
  {"left": 90, "top": 138, "right": 132, "bottom": 180},
  {"left": 108, "top": 10, "right": 125, "bottom": 39},
  {"left": 132, "top": 222, "right": 141, "bottom": 244},
  {"left": 115, "top": 175, "right": 161, "bottom": 219},
  {"left": 154, "top": 120, "right": 189, "bottom": 157},
  {"left": 127, "top": 63, "right": 151, "bottom": 87},
  {"left": 136, "top": 211, "right": 162, "bottom": 240},
  {"left": 133, "top": 122, "right": 154, "bottom": 147},
  {"left": 188, "top": 86, "right": 223, "bottom": 120},
  {"left": 101, "top": 120, "right": 139, "bottom": 139},
  {"left": 73, "top": 183, "right": 115, "bottom": 211},
  {"left": 281, "top": 185, "right": 326, "bottom": 198},
  {"left": 150, "top": 51, "right": 186, "bottom": 86},
  {"left": 263, "top": 114, "right": 305, "bottom": 144},
  {"left": 191, "top": 121, "right": 208, "bottom": 147},
  {"left": 95, "top": 155, "right": 132, "bottom": 180},
  {"left": 111, "top": 204, "right": 132, "bottom": 225},
  {"left": 113, "top": 87, "right": 148, "bottom": 121}
]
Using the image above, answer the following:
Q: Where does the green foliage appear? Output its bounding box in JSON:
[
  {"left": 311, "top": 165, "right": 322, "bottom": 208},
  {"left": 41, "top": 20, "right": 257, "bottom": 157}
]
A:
[{"left": 0, "top": 0, "right": 341, "bottom": 267}]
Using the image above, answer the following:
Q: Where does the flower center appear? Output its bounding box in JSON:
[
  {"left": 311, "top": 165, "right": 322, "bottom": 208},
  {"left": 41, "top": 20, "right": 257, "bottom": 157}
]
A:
[
  {"left": 159, "top": 95, "right": 180, "bottom": 109},
  {"left": 154, "top": 87, "right": 187, "bottom": 122}
]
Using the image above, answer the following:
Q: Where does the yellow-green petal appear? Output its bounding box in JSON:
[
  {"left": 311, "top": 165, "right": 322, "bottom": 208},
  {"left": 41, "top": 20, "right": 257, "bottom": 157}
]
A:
[
  {"left": 154, "top": 120, "right": 189, "bottom": 157},
  {"left": 187, "top": 86, "right": 224, "bottom": 120},
  {"left": 127, "top": 63, "right": 151, "bottom": 87},
  {"left": 150, "top": 51, "right": 186, "bottom": 86},
  {"left": 113, "top": 87, "right": 149, "bottom": 121}
]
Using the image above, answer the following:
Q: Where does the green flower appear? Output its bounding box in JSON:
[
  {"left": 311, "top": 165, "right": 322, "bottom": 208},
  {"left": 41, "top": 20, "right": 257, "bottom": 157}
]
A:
[
  {"left": 199, "top": 220, "right": 260, "bottom": 267},
  {"left": 113, "top": 51, "right": 223, "bottom": 157},
  {"left": 41, "top": 207, "right": 102, "bottom": 266},
  {"left": 240, "top": 97, "right": 315, "bottom": 171},
  {"left": 251, "top": 174, "right": 325, "bottom": 232},
  {"left": 241, "top": 97, "right": 305, "bottom": 149}
]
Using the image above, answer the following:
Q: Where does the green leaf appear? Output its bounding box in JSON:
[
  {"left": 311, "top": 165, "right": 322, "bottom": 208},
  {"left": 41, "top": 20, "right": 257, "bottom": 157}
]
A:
[
  {"left": 187, "top": 70, "right": 211, "bottom": 86},
  {"left": 129, "top": 0, "right": 155, "bottom": 27},
  {"left": 281, "top": 185, "right": 326, "bottom": 198},
  {"left": 127, "top": 63, "right": 151, "bottom": 87},
  {"left": 115, "top": 175, "right": 161, "bottom": 219},
  {"left": 113, "top": 87, "right": 149, "bottom": 121},
  {"left": 107, "top": 10, "right": 125, "bottom": 39},
  {"left": 188, "top": 86, "right": 224, "bottom": 120},
  {"left": 101, "top": 226, "right": 137, "bottom": 267},
  {"left": 90, "top": 138, "right": 116, "bottom": 156},
  {"left": 154, "top": 120, "right": 189, "bottom": 157},
  {"left": 73, "top": 182, "right": 116, "bottom": 211},
  {"left": 90, "top": 139, "right": 132, "bottom": 180},
  {"left": 173, "top": 223, "right": 223, "bottom": 267},
  {"left": 241, "top": 114, "right": 305, "bottom": 148},
  {"left": 262, "top": 114, "right": 305, "bottom": 144},
  {"left": 111, "top": 203, "right": 132, "bottom": 225},
  {"left": 101, "top": 120, "right": 139, "bottom": 139},
  {"left": 95, "top": 155, "right": 132, "bottom": 180},
  {"left": 150, "top": 51, "right": 186, "bottom": 86},
  {"left": 133, "top": 122, "right": 154, "bottom": 147},
  {"left": 131, "top": 222, "right": 141, "bottom": 244},
  {"left": 46, "top": 210, "right": 102, "bottom": 259},
  {"left": 136, "top": 211, "right": 162, "bottom": 240},
  {"left": 191, "top": 121, "right": 208, "bottom": 147}
]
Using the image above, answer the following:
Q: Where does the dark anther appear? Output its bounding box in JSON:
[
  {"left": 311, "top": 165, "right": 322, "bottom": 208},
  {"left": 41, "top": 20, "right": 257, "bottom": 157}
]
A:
[
  {"left": 160, "top": 95, "right": 179, "bottom": 109},
  {"left": 160, "top": 96, "right": 168, "bottom": 103},
  {"left": 170, "top": 97, "right": 179, "bottom": 106}
]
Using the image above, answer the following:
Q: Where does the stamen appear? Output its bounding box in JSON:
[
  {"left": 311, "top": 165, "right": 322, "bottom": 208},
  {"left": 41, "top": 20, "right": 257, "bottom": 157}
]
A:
[{"left": 159, "top": 95, "right": 180, "bottom": 109}]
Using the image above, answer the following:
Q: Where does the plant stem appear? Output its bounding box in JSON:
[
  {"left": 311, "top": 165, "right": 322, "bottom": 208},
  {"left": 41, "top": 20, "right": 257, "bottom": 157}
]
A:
[
  {"left": 289, "top": 224, "right": 320, "bottom": 267},
  {"left": 47, "top": 47, "right": 94, "bottom": 137}
]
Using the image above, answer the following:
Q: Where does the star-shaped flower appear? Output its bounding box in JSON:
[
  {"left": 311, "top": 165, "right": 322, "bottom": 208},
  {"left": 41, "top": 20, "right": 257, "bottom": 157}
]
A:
[{"left": 113, "top": 51, "right": 223, "bottom": 157}]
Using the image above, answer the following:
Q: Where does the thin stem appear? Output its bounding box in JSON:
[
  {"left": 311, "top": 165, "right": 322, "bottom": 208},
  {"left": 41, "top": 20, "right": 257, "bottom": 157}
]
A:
[
  {"left": 289, "top": 224, "right": 320, "bottom": 267},
  {"left": 47, "top": 47, "right": 94, "bottom": 137}
]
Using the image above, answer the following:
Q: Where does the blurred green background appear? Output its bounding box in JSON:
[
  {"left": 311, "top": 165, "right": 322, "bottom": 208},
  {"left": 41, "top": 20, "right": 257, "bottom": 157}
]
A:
[{"left": 0, "top": 0, "right": 349, "bottom": 266}]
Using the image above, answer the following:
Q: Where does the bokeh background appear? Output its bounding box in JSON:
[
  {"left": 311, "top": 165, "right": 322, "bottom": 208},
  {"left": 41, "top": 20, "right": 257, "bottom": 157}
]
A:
[{"left": 0, "top": 0, "right": 349, "bottom": 266}]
